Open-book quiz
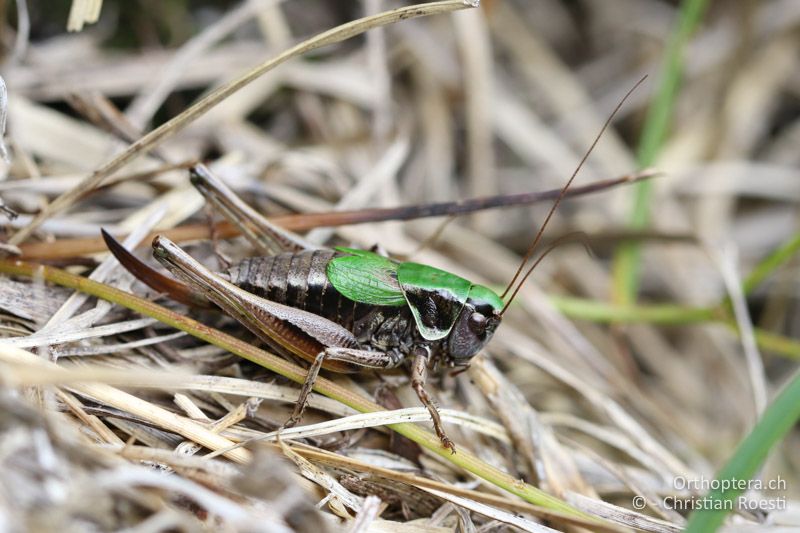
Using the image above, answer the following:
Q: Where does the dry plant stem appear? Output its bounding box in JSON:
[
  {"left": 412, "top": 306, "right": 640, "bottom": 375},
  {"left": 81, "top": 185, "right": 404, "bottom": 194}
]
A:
[
  {"left": 67, "top": 0, "right": 103, "bottom": 32},
  {"left": 283, "top": 444, "right": 621, "bottom": 532},
  {"left": 8, "top": 0, "right": 474, "bottom": 246},
  {"left": 714, "top": 245, "right": 766, "bottom": 417},
  {"left": 17, "top": 170, "right": 657, "bottom": 260},
  {"left": 125, "top": 0, "right": 272, "bottom": 128},
  {"left": 118, "top": 443, "right": 615, "bottom": 532},
  {"left": 0, "top": 258, "right": 600, "bottom": 523},
  {"left": 0, "top": 344, "right": 251, "bottom": 464}
]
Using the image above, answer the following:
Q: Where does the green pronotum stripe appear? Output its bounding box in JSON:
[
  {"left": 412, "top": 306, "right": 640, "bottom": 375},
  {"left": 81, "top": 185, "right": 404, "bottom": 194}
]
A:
[{"left": 0, "top": 259, "right": 602, "bottom": 525}]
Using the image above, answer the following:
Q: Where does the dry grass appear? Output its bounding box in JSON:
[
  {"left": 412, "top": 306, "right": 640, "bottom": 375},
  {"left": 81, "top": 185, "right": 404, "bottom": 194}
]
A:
[{"left": 0, "top": 1, "right": 799, "bottom": 531}]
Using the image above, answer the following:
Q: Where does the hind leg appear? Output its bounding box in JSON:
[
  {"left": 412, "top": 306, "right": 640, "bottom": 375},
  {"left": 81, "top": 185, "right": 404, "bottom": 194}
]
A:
[
  {"left": 190, "top": 164, "right": 314, "bottom": 255},
  {"left": 285, "top": 347, "right": 404, "bottom": 428}
]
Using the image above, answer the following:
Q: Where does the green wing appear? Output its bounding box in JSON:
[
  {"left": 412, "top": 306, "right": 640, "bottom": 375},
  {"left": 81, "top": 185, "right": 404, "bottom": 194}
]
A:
[
  {"left": 326, "top": 247, "right": 405, "bottom": 306},
  {"left": 397, "top": 262, "right": 471, "bottom": 341}
]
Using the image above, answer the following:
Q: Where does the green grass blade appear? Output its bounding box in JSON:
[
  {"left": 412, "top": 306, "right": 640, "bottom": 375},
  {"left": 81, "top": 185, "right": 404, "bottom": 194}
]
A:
[
  {"left": 548, "top": 295, "right": 717, "bottom": 324},
  {"left": 548, "top": 296, "right": 800, "bottom": 358},
  {"left": 742, "top": 231, "right": 800, "bottom": 295},
  {"left": 611, "top": 0, "right": 711, "bottom": 305},
  {"left": 685, "top": 370, "right": 800, "bottom": 532}
]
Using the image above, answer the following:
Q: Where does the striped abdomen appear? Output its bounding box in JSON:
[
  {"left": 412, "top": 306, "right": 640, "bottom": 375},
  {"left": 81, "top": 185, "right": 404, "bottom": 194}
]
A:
[
  {"left": 227, "top": 250, "right": 420, "bottom": 356},
  {"left": 227, "top": 250, "right": 367, "bottom": 331}
]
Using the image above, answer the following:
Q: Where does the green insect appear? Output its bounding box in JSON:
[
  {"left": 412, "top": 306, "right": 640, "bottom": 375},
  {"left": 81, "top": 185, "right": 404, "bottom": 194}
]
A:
[
  {"left": 102, "top": 73, "right": 648, "bottom": 452},
  {"left": 327, "top": 245, "right": 504, "bottom": 350},
  {"left": 103, "top": 77, "right": 644, "bottom": 453},
  {"left": 105, "top": 163, "right": 571, "bottom": 454}
]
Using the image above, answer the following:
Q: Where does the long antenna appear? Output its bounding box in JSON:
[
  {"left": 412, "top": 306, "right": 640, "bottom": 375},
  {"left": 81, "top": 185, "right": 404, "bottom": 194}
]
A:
[
  {"left": 500, "top": 232, "right": 591, "bottom": 315},
  {"left": 500, "top": 75, "right": 648, "bottom": 300}
]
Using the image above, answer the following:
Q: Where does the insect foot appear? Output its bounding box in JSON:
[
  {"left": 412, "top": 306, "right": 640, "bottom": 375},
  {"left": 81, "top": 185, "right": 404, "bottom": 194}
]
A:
[{"left": 440, "top": 434, "right": 456, "bottom": 455}]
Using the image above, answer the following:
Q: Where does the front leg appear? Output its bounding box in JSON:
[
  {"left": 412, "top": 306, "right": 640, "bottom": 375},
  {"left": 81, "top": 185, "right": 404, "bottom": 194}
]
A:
[
  {"left": 286, "top": 347, "right": 404, "bottom": 428},
  {"left": 411, "top": 346, "right": 455, "bottom": 454}
]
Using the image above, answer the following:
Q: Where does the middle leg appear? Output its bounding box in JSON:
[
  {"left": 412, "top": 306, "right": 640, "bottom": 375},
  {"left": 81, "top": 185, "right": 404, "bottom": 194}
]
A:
[{"left": 285, "top": 347, "right": 403, "bottom": 428}]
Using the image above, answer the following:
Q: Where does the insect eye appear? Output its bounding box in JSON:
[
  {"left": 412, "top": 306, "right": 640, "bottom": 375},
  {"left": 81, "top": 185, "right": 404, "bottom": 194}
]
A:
[{"left": 468, "top": 312, "right": 487, "bottom": 333}]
